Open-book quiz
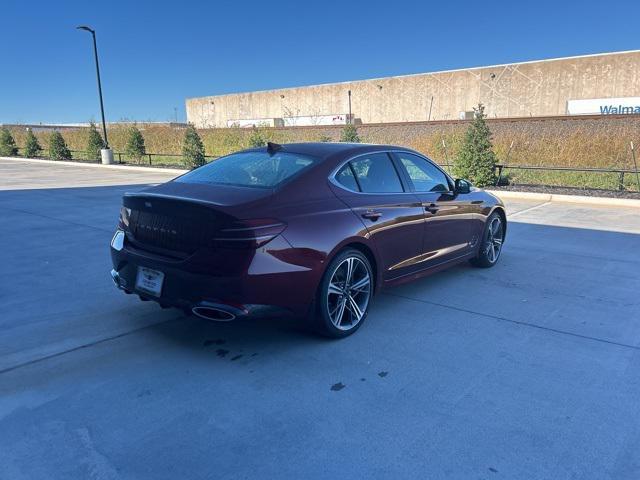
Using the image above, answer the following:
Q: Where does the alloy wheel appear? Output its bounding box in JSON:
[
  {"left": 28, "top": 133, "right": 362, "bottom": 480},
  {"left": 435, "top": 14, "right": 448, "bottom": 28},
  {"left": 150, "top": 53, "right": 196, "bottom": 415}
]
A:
[
  {"left": 485, "top": 216, "right": 504, "bottom": 264},
  {"left": 326, "top": 256, "right": 372, "bottom": 331}
]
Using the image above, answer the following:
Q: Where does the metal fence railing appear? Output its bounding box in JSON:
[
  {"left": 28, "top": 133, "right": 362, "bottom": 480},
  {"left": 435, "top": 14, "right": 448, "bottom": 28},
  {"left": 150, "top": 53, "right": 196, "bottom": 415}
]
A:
[
  {"left": 494, "top": 164, "right": 640, "bottom": 192},
  {"left": 436, "top": 163, "right": 640, "bottom": 192},
  {"left": 10, "top": 149, "right": 640, "bottom": 193}
]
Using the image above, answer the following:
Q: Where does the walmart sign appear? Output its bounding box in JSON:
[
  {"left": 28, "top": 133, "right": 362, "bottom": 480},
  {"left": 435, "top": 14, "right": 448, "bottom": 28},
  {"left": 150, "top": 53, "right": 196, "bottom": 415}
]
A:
[{"left": 567, "top": 97, "right": 640, "bottom": 115}]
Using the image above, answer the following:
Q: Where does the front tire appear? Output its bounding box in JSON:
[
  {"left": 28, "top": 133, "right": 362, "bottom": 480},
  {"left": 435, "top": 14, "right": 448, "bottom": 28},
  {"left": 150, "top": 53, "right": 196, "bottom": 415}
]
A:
[
  {"left": 471, "top": 211, "right": 505, "bottom": 268},
  {"left": 312, "top": 249, "right": 373, "bottom": 338}
]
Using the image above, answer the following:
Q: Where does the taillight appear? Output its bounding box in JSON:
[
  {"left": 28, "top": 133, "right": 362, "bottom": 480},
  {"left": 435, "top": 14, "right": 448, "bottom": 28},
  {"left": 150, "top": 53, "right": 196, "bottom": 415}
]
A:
[
  {"left": 119, "top": 207, "right": 131, "bottom": 229},
  {"left": 213, "top": 218, "right": 287, "bottom": 249}
]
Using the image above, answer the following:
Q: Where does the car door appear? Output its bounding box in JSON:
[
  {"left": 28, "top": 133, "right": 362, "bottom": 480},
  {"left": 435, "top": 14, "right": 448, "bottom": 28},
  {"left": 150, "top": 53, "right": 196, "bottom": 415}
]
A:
[
  {"left": 391, "top": 152, "right": 473, "bottom": 267},
  {"left": 331, "top": 152, "right": 425, "bottom": 281}
]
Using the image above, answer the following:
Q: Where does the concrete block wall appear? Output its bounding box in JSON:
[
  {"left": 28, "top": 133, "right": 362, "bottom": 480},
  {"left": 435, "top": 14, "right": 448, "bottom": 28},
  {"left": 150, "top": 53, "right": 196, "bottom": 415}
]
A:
[{"left": 186, "top": 51, "right": 640, "bottom": 128}]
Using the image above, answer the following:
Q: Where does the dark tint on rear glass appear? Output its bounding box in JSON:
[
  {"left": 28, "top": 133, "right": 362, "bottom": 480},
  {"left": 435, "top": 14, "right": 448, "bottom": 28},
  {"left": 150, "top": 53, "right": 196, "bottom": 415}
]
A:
[{"left": 176, "top": 151, "right": 317, "bottom": 188}]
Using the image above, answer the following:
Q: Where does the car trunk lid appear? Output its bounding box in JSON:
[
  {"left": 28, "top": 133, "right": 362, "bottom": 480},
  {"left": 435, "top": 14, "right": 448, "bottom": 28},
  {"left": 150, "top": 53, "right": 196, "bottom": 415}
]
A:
[{"left": 122, "top": 182, "right": 274, "bottom": 257}]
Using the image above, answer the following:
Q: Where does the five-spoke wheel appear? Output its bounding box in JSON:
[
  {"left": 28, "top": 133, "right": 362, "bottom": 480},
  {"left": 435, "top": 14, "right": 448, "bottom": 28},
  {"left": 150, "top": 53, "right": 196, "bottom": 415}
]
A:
[
  {"left": 314, "top": 249, "right": 373, "bottom": 337},
  {"left": 471, "top": 211, "right": 505, "bottom": 268}
]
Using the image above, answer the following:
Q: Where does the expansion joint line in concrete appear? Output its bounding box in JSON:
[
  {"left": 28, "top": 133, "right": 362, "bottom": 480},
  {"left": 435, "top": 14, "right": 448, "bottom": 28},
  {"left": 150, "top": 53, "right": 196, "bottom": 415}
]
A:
[
  {"left": 384, "top": 292, "right": 640, "bottom": 352},
  {"left": 0, "top": 317, "right": 179, "bottom": 376}
]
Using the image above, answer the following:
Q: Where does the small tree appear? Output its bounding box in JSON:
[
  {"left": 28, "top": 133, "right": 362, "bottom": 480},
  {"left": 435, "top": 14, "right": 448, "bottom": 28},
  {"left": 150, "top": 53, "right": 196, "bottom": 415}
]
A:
[
  {"left": 24, "top": 129, "right": 42, "bottom": 157},
  {"left": 49, "top": 131, "right": 72, "bottom": 160},
  {"left": 340, "top": 124, "right": 360, "bottom": 143},
  {"left": 248, "top": 128, "right": 267, "bottom": 147},
  {"left": 453, "top": 103, "right": 497, "bottom": 187},
  {"left": 125, "top": 125, "right": 146, "bottom": 163},
  {"left": 0, "top": 127, "right": 18, "bottom": 156},
  {"left": 86, "top": 122, "right": 105, "bottom": 161},
  {"left": 182, "top": 124, "right": 206, "bottom": 169}
]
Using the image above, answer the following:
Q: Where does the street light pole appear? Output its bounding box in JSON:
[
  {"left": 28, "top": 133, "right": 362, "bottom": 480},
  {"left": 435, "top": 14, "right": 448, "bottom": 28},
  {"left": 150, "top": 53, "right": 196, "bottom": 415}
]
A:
[{"left": 77, "top": 25, "right": 113, "bottom": 163}]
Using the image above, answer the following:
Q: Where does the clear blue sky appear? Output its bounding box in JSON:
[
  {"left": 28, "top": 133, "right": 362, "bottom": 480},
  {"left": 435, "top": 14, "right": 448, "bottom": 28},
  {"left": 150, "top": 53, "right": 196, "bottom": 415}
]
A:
[{"left": 2, "top": 0, "right": 638, "bottom": 124}]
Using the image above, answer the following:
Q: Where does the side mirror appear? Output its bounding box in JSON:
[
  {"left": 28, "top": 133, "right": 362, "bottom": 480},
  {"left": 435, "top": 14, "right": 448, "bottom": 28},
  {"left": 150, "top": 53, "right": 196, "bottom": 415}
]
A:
[{"left": 454, "top": 179, "right": 471, "bottom": 194}]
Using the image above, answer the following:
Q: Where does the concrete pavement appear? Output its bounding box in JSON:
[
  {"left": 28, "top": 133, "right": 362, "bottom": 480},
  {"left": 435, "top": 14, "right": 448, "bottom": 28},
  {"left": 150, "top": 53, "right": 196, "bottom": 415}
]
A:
[{"left": 1, "top": 159, "right": 639, "bottom": 479}]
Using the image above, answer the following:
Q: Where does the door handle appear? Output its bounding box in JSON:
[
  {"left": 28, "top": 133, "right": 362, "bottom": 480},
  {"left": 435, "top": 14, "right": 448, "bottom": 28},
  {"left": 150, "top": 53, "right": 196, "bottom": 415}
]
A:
[
  {"left": 424, "top": 203, "right": 439, "bottom": 214},
  {"left": 361, "top": 210, "right": 382, "bottom": 221}
]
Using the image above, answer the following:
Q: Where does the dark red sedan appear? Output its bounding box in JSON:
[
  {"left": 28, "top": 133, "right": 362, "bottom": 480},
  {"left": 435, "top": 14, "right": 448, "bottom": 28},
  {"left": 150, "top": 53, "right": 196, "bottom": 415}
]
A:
[{"left": 110, "top": 142, "right": 506, "bottom": 337}]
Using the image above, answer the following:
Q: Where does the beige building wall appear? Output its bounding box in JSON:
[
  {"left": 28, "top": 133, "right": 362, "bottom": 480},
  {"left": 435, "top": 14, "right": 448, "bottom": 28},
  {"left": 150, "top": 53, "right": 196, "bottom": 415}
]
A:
[{"left": 186, "top": 51, "right": 640, "bottom": 128}]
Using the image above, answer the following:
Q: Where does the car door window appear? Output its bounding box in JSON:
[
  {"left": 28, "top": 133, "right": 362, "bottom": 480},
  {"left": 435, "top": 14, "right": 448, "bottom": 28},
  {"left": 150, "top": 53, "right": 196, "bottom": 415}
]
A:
[
  {"left": 336, "top": 164, "right": 359, "bottom": 191},
  {"left": 396, "top": 153, "right": 450, "bottom": 192},
  {"left": 350, "top": 153, "right": 404, "bottom": 193}
]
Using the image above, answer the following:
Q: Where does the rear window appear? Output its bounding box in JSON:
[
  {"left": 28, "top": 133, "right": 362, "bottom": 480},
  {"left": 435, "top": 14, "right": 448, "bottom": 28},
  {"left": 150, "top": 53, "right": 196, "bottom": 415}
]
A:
[{"left": 176, "top": 151, "right": 316, "bottom": 188}]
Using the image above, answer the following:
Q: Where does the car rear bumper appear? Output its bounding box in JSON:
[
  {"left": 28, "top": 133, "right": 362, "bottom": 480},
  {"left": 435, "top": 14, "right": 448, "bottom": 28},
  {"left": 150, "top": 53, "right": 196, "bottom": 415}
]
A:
[{"left": 110, "top": 230, "right": 322, "bottom": 319}]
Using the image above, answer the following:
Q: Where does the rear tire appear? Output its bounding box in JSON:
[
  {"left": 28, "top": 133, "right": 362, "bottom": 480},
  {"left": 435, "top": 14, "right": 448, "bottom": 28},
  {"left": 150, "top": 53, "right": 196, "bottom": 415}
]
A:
[
  {"left": 312, "top": 249, "right": 373, "bottom": 338},
  {"left": 471, "top": 211, "right": 505, "bottom": 268}
]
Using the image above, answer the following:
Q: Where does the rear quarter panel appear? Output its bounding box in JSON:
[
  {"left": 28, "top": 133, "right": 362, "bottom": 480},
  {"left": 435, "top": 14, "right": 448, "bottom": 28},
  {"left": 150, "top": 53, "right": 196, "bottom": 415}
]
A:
[{"left": 265, "top": 175, "right": 378, "bottom": 303}]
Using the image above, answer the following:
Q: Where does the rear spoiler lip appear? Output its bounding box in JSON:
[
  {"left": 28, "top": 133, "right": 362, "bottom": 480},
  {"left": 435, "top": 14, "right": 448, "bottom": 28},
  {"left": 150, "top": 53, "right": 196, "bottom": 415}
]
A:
[{"left": 123, "top": 191, "right": 226, "bottom": 207}]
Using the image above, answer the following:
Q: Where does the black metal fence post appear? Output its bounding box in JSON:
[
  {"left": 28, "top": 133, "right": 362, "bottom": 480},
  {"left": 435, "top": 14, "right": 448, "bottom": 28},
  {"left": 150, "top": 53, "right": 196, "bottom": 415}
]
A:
[
  {"left": 496, "top": 165, "right": 504, "bottom": 185},
  {"left": 618, "top": 172, "right": 625, "bottom": 191}
]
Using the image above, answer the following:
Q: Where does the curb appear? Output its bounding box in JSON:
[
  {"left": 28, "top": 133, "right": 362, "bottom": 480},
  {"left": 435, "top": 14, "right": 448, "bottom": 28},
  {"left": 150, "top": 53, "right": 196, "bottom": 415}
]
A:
[
  {"left": 486, "top": 189, "right": 640, "bottom": 208},
  {"left": 0, "top": 156, "right": 188, "bottom": 175}
]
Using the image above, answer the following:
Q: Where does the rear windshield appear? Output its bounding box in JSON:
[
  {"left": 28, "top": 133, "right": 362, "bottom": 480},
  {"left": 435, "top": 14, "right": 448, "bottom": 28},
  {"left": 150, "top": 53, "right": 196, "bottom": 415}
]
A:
[{"left": 176, "top": 151, "right": 317, "bottom": 188}]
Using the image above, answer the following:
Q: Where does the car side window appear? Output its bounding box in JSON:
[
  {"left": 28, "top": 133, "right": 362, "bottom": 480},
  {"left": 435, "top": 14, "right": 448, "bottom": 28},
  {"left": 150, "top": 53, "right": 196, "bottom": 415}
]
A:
[
  {"left": 349, "top": 153, "right": 404, "bottom": 193},
  {"left": 336, "top": 164, "right": 359, "bottom": 191},
  {"left": 396, "top": 153, "right": 450, "bottom": 192}
]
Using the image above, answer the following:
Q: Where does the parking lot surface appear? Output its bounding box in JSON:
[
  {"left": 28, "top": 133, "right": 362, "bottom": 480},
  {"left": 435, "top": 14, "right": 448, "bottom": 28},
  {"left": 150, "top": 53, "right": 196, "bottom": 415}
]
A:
[{"left": 1, "top": 158, "right": 639, "bottom": 479}]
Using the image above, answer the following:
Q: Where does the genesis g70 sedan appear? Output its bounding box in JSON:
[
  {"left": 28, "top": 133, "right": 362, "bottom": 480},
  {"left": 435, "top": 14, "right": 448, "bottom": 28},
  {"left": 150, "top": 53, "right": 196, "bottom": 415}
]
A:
[{"left": 110, "top": 142, "right": 506, "bottom": 337}]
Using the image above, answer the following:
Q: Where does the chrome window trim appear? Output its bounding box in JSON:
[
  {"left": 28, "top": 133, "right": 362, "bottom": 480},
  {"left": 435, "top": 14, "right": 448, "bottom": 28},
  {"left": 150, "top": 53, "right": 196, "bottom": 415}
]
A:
[{"left": 328, "top": 149, "right": 454, "bottom": 195}]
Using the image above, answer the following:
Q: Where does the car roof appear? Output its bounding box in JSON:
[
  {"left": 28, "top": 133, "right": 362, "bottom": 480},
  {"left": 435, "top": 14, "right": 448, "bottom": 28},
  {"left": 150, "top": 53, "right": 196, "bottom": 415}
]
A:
[{"left": 244, "top": 142, "right": 416, "bottom": 161}]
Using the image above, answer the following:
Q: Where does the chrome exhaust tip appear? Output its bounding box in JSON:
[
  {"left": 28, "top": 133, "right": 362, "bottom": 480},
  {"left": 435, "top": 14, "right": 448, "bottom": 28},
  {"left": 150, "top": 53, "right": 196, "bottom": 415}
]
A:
[{"left": 192, "top": 306, "right": 236, "bottom": 322}]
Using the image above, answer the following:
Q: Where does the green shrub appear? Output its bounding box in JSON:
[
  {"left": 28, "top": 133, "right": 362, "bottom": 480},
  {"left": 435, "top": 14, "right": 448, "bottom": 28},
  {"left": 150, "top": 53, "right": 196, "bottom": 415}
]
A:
[
  {"left": 86, "top": 122, "right": 105, "bottom": 160},
  {"left": 125, "top": 126, "right": 146, "bottom": 163},
  {"left": 247, "top": 128, "right": 267, "bottom": 147},
  {"left": 340, "top": 124, "right": 360, "bottom": 143},
  {"left": 453, "top": 104, "right": 497, "bottom": 187},
  {"left": 318, "top": 135, "right": 332, "bottom": 142},
  {"left": 24, "top": 129, "right": 42, "bottom": 157},
  {"left": 49, "top": 131, "right": 72, "bottom": 160},
  {"left": 0, "top": 127, "right": 18, "bottom": 156},
  {"left": 182, "top": 124, "right": 206, "bottom": 169}
]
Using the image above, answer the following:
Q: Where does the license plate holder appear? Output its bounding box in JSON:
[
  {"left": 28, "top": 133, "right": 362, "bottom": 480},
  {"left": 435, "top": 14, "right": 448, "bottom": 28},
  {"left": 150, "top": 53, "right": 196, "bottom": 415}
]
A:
[{"left": 135, "top": 267, "right": 165, "bottom": 297}]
